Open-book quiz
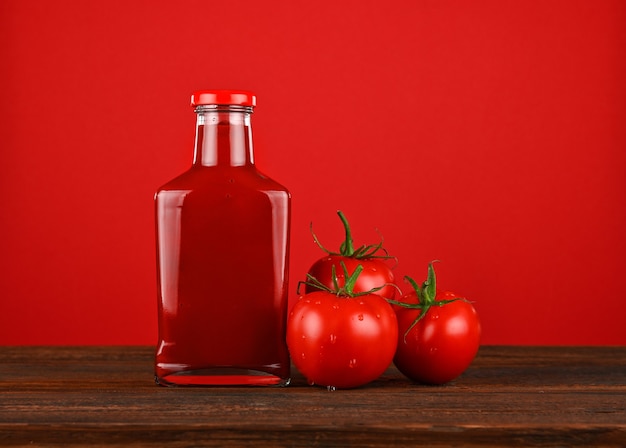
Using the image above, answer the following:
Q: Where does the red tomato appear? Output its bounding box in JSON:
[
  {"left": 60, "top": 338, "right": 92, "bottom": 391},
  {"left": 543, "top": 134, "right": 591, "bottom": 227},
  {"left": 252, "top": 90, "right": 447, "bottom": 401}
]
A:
[
  {"left": 304, "top": 211, "right": 396, "bottom": 300},
  {"left": 287, "top": 290, "right": 398, "bottom": 389},
  {"left": 392, "top": 263, "right": 481, "bottom": 385}
]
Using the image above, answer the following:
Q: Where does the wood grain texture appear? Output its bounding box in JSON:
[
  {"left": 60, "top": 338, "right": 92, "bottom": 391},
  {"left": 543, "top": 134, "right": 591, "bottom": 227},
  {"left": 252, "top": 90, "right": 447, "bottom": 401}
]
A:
[{"left": 1, "top": 346, "right": 625, "bottom": 447}]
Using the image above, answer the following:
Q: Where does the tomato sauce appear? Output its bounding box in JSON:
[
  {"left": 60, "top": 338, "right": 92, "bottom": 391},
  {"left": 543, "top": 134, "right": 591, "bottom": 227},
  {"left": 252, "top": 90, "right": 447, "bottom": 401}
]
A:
[{"left": 154, "top": 92, "right": 291, "bottom": 386}]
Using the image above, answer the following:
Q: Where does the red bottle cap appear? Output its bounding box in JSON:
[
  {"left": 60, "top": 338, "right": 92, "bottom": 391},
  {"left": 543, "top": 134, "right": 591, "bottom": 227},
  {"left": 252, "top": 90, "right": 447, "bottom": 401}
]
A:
[{"left": 191, "top": 90, "right": 256, "bottom": 107}]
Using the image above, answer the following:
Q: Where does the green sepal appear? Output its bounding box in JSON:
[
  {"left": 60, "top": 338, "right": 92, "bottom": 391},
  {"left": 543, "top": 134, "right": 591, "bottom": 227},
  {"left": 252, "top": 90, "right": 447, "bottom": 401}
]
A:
[
  {"left": 310, "top": 210, "right": 394, "bottom": 260},
  {"left": 299, "top": 261, "right": 389, "bottom": 298},
  {"left": 388, "top": 261, "right": 466, "bottom": 341}
]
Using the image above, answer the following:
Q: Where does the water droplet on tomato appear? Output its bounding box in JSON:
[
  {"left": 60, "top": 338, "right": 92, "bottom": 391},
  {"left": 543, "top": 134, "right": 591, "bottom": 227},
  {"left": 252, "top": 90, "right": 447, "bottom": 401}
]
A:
[
  {"left": 329, "top": 334, "right": 337, "bottom": 344},
  {"left": 332, "top": 303, "right": 340, "bottom": 310},
  {"left": 314, "top": 300, "right": 322, "bottom": 305},
  {"left": 301, "top": 334, "right": 306, "bottom": 339},
  {"left": 348, "top": 359, "right": 357, "bottom": 368},
  {"left": 327, "top": 385, "right": 337, "bottom": 392},
  {"left": 308, "top": 379, "right": 315, "bottom": 386},
  {"left": 301, "top": 352, "right": 306, "bottom": 359},
  {"left": 376, "top": 314, "right": 381, "bottom": 319},
  {"left": 359, "top": 300, "right": 365, "bottom": 305},
  {"left": 357, "top": 314, "right": 364, "bottom": 321}
]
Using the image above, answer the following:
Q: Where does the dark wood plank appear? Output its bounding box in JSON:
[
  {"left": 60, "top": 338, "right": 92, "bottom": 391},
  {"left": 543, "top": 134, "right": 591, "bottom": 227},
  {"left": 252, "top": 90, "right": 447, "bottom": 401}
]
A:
[{"left": 0, "top": 346, "right": 625, "bottom": 446}]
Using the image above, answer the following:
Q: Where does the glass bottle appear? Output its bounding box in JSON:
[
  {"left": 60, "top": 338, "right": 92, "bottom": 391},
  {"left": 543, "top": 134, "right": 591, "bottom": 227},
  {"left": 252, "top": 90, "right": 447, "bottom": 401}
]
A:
[{"left": 154, "top": 90, "right": 291, "bottom": 386}]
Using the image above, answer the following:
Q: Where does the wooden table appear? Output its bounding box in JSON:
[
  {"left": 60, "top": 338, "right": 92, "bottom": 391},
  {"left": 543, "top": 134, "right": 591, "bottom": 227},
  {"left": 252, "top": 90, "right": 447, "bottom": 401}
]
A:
[{"left": 0, "top": 346, "right": 625, "bottom": 447}]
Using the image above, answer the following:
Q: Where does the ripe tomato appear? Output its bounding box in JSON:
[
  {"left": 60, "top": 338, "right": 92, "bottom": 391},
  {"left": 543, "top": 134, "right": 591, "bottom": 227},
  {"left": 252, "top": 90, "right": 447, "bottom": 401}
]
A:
[
  {"left": 304, "top": 211, "right": 396, "bottom": 300},
  {"left": 392, "top": 262, "right": 481, "bottom": 385},
  {"left": 288, "top": 264, "right": 398, "bottom": 389}
]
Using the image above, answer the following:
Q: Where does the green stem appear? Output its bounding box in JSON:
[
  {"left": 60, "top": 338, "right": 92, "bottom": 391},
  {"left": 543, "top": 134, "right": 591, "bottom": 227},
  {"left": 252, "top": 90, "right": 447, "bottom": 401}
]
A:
[{"left": 337, "top": 211, "right": 355, "bottom": 256}]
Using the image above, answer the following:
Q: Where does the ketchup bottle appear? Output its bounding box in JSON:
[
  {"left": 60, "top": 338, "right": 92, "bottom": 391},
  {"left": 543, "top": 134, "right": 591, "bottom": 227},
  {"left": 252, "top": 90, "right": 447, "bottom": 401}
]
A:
[{"left": 154, "top": 90, "right": 291, "bottom": 386}]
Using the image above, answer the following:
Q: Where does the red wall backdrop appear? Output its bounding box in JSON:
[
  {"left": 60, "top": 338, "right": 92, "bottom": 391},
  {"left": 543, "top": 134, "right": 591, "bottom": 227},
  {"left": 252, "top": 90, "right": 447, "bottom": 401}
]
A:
[{"left": 1, "top": 0, "right": 625, "bottom": 345}]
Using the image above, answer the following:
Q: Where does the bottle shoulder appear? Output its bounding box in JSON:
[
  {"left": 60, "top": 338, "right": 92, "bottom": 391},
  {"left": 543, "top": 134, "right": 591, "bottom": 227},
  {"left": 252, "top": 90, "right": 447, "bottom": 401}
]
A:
[
  {"left": 156, "top": 166, "right": 289, "bottom": 195},
  {"left": 255, "top": 170, "right": 291, "bottom": 194}
]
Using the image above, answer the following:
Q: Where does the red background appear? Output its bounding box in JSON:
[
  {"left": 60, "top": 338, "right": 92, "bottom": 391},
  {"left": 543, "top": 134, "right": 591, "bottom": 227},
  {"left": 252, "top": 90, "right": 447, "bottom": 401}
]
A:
[{"left": 1, "top": 0, "right": 625, "bottom": 345}]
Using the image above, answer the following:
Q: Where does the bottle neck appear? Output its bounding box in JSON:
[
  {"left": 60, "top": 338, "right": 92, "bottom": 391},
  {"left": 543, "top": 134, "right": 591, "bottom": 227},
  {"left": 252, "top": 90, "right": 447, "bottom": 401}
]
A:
[{"left": 193, "top": 105, "right": 255, "bottom": 167}]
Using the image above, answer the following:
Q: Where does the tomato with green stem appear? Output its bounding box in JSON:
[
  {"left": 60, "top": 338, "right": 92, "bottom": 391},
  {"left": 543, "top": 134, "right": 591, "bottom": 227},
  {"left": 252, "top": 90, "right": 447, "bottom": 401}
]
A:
[
  {"left": 287, "top": 262, "right": 398, "bottom": 389},
  {"left": 305, "top": 210, "right": 396, "bottom": 300},
  {"left": 390, "top": 262, "right": 481, "bottom": 385}
]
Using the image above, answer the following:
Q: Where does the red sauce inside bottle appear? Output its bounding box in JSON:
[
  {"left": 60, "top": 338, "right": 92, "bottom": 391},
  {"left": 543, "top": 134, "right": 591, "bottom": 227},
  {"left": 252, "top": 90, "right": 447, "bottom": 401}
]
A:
[{"left": 154, "top": 110, "right": 291, "bottom": 386}]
